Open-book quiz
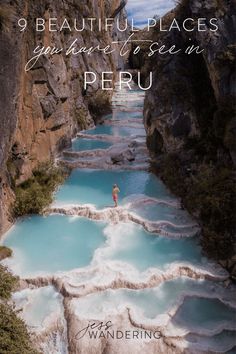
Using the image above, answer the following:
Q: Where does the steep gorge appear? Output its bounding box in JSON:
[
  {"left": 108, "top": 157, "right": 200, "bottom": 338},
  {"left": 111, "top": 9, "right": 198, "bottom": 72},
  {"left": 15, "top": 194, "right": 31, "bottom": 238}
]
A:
[
  {"left": 1, "top": 1, "right": 236, "bottom": 353},
  {"left": 0, "top": 0, "right": 128, "bottom": 236}
]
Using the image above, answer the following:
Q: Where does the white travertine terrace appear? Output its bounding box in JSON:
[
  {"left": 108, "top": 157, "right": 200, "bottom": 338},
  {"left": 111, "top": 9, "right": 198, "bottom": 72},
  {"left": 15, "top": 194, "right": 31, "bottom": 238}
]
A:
[{"left": 7, "top": 81, "right": 236, "bottom": 354}]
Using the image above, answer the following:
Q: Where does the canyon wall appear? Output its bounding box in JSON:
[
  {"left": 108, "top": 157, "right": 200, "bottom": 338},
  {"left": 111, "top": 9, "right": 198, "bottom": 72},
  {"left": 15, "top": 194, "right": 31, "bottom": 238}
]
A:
[
  {"left": 141, "top": 0, "right": 235, "bottom": 158},
  {"left": 130, "top": 0, "right": 236, "bottom": 268},
  {"left": 0, "top": 0, "right": 128, "bottom": 235}
]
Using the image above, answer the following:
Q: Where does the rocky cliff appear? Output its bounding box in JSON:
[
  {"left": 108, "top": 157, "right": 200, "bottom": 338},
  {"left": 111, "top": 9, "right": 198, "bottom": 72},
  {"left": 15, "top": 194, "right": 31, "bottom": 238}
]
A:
[
  {"left": 0, "top": 0, "right": 128, "bottom": 235},
  {"left": 130, "top": 0, "right": 236, "bottom": 270},
  {"left": 138, "top": 0, "right": 235, "bottom": 158}
]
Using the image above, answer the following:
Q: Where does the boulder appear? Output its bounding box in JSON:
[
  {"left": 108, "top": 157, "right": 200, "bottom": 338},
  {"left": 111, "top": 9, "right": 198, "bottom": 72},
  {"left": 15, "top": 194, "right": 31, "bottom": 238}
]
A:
[
  {"left": 125, "top": 149, "right": 135, "bottom": 161},
  {"left": 111, "top": 153, "right": 124, "bottom": 164}
]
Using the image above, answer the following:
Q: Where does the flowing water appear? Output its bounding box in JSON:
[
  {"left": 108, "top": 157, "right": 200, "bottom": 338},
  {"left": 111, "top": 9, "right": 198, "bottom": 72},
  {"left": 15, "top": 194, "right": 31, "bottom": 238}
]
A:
[
  {"left": 1, "top": 82, "right": 236, "bottom": 354},
  {"left": 71, "top": 138, "right": 112, "bottom": 151},
  {"left": 84, "top": 125, "right": 146, "bottom": 137}
]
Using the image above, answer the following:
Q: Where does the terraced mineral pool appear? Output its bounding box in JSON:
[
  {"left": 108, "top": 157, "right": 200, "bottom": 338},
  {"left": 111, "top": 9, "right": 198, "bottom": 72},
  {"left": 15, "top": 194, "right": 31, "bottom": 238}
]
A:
[
  {"left": 185, "top": 331, "right": 236, "bottom": 353},
  {"left": 83, "top": 125, "right": 145, "bottom": 137},
  {"left": 71, "top": 138, "right": 112, "bottom": 151},
  {"left": 12, "top": 286, "right": 68, "bottom": 353},
  {"left": 98, "top": 223, "right": 205, "bottom": 271},
  {"left": 55, "top": 169, "right": 174, "bottom": 208},
  {"left": 172, "top": 297, "right": 236, "bottom": 332},
  {"left": 69, "top": 277, "right": 236, "bottom": 324},
  {"left": 2, "top": 217, "right": 203, "bottom": 277},
  {"left": 69, "top": 278, "right": 236, "bottom": 352},
  {"left": 12, "top": 286, "right": 63, "bottom": 328},
  {"left": 2, "top": 215, "right": 106, "bottom": 276},
  {"left": 2, "top": 79, "right": 235, "bottom": 354},
  {"left": 125, "top": 196, "right": 193, "bottom": 225},
  {"left": 112, "top": 96, "right": 144, "bottom": 109},
  {"left": 104, "top": 111, "right": 143, "bottom": 120}
]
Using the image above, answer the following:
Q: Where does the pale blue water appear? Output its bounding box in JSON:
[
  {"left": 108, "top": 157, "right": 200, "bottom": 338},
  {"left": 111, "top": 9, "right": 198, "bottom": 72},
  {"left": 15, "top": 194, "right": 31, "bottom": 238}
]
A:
[
  {"left": 104, "top": 111, "right": 143, "bottom": 120},
  {"left": 71, "top": 138, "right": 112, "bottom": 151},
  {"left": 2, "top": 217, "right": 203, "bottom": 277},
  {"left": 173, "top": 297, "right": 236, "bottom": 331},
  {"left": 3, "top": 215, "right": 105, "bottom": 276},
  {"left": 101, "top": 223, "right": 204, "bottom": 271},
  {"left": 113, "top": 101, "right": 144, "bottom": 109},
  {"left": 12, "top": 286, "right": 63, "bottom": 327},
  {"left": 71, "top": 278, "right": 236, "bottom": 353},
  {"left": 2, "top": 80, "right": 235, "bottom": 352},
  {"left": 84, "top": 125, "right": 145, "bottom": 137},
  {"left": 55, "top": 169, "right": 173, "bottom": 207},
  {"left": 186, "top": 331, "right": 236, "bottom": 353},
  {"left": 2, "top": 218, "right": 203, "bottom": 277},
  {"left": 12, "top": 286, "right": 68, "bottom": 353},
  {"left": 72, "top": 277, "right": 235, "bottom": 322},
  {"left": 128, "top": 200, "right": 192, "bottom": 225}
]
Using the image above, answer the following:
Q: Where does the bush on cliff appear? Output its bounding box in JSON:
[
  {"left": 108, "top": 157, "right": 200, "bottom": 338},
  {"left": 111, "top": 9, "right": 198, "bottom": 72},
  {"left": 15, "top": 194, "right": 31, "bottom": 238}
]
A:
[
  {"left": 13, "top": 162, "right": 67, "bottom": 217},
  {"left": 0, "top": 265, "right": 18, "bottom": 300},
  {"left": 0, "top": 265, "right": 38, "bottom": 353},
  {"left": 5, "top": 162, "right": 66, "bottom": 350},
  {"left": 0, "top": 303, "right": 38, "bottom": 354},
  {"left": 185, "top": 165, "right": 236, "bottom": 260},
  {"left": 74, "top": 107, "right": 89, "bottom": 130},
  {"left": 158, "top": 154, "right": 236, "bottom": 261}
]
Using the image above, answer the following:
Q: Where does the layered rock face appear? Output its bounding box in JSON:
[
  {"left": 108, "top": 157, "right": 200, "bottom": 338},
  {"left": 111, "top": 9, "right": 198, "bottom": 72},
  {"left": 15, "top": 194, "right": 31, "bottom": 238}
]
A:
[
  {"left": 138, "top": 0, "right": 235, "bottom": 158},
  {"left": 129, "top": 0, "right": 236, "bottom": 266},
  {"left": 0, "top": 0, "right": 128, "bottom": 235}
]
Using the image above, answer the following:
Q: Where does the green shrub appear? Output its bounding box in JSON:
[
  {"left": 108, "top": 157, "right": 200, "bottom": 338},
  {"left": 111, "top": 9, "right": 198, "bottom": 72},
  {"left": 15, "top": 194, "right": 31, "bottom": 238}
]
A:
[
  {"left": 0, "top": 304, "right": 38, "bottom": 354},
  {"left": 0, "top": 265, "right": 38, "bottom": 353},
  {"left": 74, "top": 107, "right": 88, "bottom": 130},
  {"left": 13, "top": 162, "right": 67, "bottom": 217},
  {"left": 159, "top": 155, "right": 236, "bottom": 261},
  {"left": 158, "top": 153, "right": 187, "bottom": 196},
  {"left": 185, "top": 165, "right": 236, "bottom": 259},
  {"left": 0, "top": 265, "right": 18, "bottom": 300}
]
